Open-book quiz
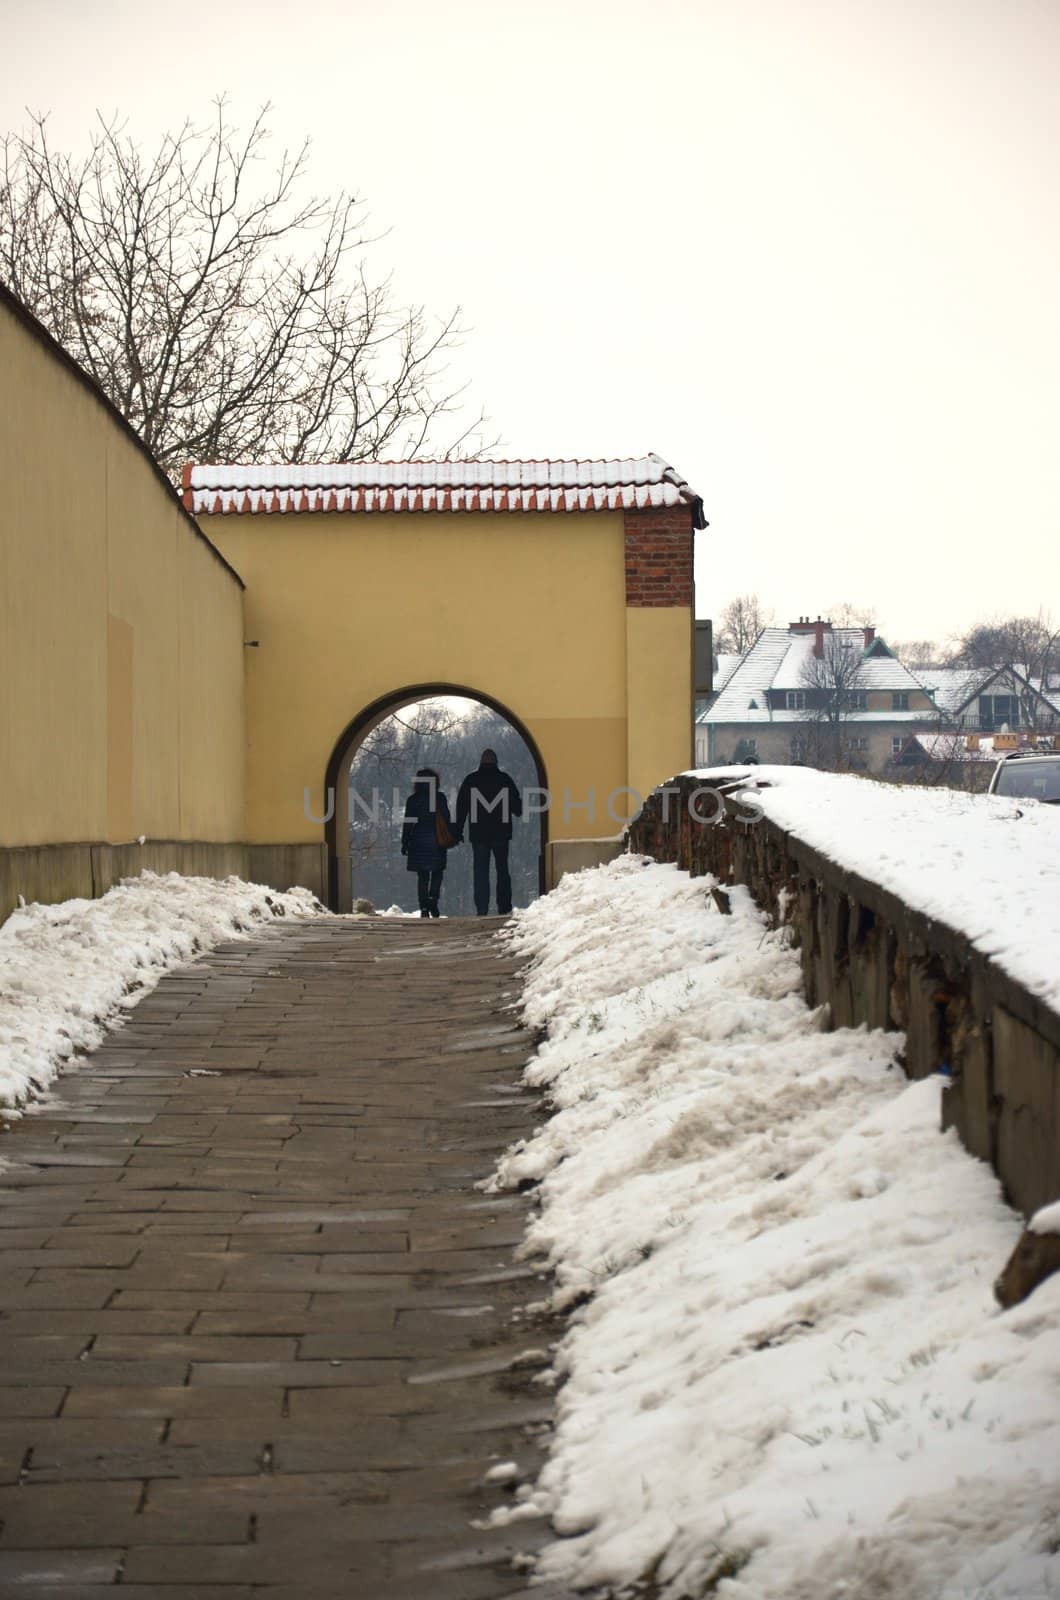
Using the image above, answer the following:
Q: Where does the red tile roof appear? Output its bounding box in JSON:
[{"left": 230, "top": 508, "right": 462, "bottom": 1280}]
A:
[{"left": 184, "top": 456, "right": 706, "bottom": 528}]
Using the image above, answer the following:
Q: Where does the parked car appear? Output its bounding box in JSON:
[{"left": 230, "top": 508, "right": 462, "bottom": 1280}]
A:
[{"left": 987, "top": 753, "right": 1060, "bottom": 804}]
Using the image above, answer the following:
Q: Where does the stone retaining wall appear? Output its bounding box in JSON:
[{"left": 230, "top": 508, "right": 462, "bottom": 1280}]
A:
[
  {"left": 546, "top": 836, "right": 625, "bottom": 889},
  {"left": 0, "top": 841, "right": 328, "bottom": 924},
  {"left": 628, "top": 775, "right": 1060, "bottom": 1219}
]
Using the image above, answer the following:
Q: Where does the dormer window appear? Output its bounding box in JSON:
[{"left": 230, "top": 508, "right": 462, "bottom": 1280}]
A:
[
  {"left": 980, "top": 694, "right": 1021, "bottom": 730},
  {"left": 785, "top": 691, "right": 806, "bottom": 710}
]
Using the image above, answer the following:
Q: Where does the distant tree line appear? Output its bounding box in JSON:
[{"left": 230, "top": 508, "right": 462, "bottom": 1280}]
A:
[
  {"left": 714, "top": 595, "right": 878, "bottom": 654},
  {"left": 715, "top": 593, "right": 1058, "bottom": 690},
  {"left": 711, "top": 595, "right": 1058, "bottom": 788}
]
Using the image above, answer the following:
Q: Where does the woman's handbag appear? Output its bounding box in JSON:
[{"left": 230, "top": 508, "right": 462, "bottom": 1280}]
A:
[{"left": 435, "top": 812, "right": 457, "bottom": 850}]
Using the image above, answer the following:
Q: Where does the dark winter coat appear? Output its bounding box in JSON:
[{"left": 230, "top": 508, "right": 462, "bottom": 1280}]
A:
[
  {"left": 401, "top": 779, "right": 453, "bottom": 873},
  {"left": 455, "top": 764, "right": 523, "bottom": 843}
]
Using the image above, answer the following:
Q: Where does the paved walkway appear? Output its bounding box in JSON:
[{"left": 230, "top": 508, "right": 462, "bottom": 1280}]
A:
[{"left": 0, "top": 918, "right": 566, "bottom": 1598}]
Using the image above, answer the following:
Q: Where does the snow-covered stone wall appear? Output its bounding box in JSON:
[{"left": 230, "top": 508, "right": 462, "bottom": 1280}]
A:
[{"left": 629, "top": 768, "right": 1060, "bottom": 1217}]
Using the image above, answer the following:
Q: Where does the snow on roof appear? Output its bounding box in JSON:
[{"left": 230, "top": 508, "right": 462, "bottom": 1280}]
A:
[
  {"left": 770, "top": 630, "right": 915, "bottom": 692},
  {"left": 185, "top": 455, "right": 707, "bottom": 526},
  {"left": 914, "top": 666, "right": 993, "bottom": 713},
  {"left": 916, "top": 664, "right": 1060, "bottom": 718},
  {"left": 712, "top": 653, "right": 742, "bottom": 691},
  {"left": 699, "top": 628, "right": 794, "bottom": 723},
  {"left": 1028, "top": 675, "right": 1060, "bottom": 713},
  {"left": 699, "top": 626, "right": 929, "bottom": 724}
]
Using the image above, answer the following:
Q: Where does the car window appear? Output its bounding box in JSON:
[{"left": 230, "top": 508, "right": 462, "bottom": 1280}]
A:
[{"left": 994, "top": 758, "right": 1060, "bottom": 801}]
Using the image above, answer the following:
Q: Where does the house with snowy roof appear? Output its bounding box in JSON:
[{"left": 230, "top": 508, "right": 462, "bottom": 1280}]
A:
[
  {"left": 711, "top": 652, "right": 743, "bottom": 694},
  {"left": 695, "top": 616, "right": 937, "bottom": 773},
  {"left": 916, "top": 664, "right": 1060, "bottom": 734}
]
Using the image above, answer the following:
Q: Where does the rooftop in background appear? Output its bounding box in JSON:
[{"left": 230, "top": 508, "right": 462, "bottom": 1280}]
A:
[
  {"left": 185, "top": 455, "right": 707, "bottom": 527},
  {"left": 698, "top": 621, "right": 928, "bottom": 724},
  {"left": 914, "top": 664, "right": 1060, "bottom": 720},
  {"left": 712, "top": 653, "right": 743, "bottom": 692},
  {"left": 913, "top": 665, "right": 992, "bottom": 714}
]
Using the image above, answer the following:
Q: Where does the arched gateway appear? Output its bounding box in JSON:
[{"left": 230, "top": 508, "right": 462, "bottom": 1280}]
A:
[
  {"left": 187, "top": 457, "right": 706, "bottom": 911},
  {"left": 324, "top": 683, "right": 550, "bottom": 912}
]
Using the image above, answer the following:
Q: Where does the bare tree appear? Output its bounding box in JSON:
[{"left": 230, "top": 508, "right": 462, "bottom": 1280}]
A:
[
  {"left": 797, "top": 631, "right": 869, "bottom": 769},
  {"left": 715, "top": 593, "right": 771, "bottom": 655},
  {"left": 824, "top": 600, "right": 877, "bottom": 628},
  {"left": 0, "top": 103, "right": 487, "bottom": 477},
  {"left": 891, "top": 638, "right": 942, "bottom": 668},
  {"left": 948, "top": 610, "right": 1060, "bottom": 729}
]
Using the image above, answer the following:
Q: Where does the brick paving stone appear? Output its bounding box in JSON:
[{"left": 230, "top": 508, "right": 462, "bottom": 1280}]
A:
[
  {"left": 0, "top": 1548, "right": 123, "bottom": 1585},
  {"left": 121, "top": 1542, "right": 389, "bottom": 1587},
  {"left": 0, "top": 1388, "right": 66, "bottom": 1417},
  {"left": 0, "top": 918, "right": 569, "bottom": 1596},
  {"left": 0, "top": 1419, "right": 164, "bottom": 1451},
  {"left": 3, "top": 1589, "right": 260, "bottom": 1600},
  {"left": 24, "top": 1439, "right": 272, "bottom": 1484},
  {"left": 60, "top": 1386, "right": 286, "bottom": 1421},
  {"left": 0, "top": 1335, "right": 86, "bottom": 1363},
  {"left": 0, "top": 1309, "right": 197, "bottom": 1336},
  {"left": 113, "top": 1289, "right": 312, "bottom": 1311},
  {"left": 90, "top": 1334, "right": 298, "bottom": 1363}
]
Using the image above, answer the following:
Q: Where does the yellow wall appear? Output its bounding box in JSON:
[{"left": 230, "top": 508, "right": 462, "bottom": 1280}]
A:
[
  {"left": 625, "top": 607, "right": 694, "bottom": 803},
  {"left": 0, "top": 297, "right": 245, "bottom": 849},
  {"left": 866, "top": 690, "right": 934, "bottom": 712},
  {"left": 0, "top": 288, "right": 694, "bottom": 894},
  {"left": 200, "top": 508, "right": 693, "bottom": 851}
]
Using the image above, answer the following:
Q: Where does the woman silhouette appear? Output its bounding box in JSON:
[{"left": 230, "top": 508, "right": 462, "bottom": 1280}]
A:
[{"left": 400, "top": 768, "right": 455, "bottom": 918}]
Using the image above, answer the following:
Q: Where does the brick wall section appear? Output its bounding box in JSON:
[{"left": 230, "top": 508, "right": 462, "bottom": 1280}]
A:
[{"left": 623, "top": 508, "right": 694, "bottom": 607}]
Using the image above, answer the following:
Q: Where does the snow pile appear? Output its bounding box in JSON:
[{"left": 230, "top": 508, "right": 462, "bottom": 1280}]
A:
[
  {"left": 701, "top": 765, "right": 1060, "bottom": 1016},
  {"left": 1030, "top": 1200, "right": 1060, "bottom": 1238},
  {"left": 492, "top": 856, "right": 1059, "bottom": 1600},
  {"left": 0, "top": 873, "right": 323, "bottom": 1108}
]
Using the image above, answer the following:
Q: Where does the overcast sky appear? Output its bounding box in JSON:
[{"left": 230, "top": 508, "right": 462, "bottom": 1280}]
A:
[{"left": 3, "top": 0, "right": 1058, "bottom": 646}]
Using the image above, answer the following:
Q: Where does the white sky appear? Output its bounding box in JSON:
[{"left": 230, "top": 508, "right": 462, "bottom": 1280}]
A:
[{"left": 3, "top": 0, "right": 1058, "bottom": 645}]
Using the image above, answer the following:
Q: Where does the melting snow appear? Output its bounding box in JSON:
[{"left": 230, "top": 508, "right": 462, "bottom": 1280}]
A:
[
  {"left": 700, "top": 765, "right": 1060, "bottom": 1017},
  {"left": 0, "top": 872, "right": 323, "bottom": 1109},
  {"left": 490, "top": 855, "right": 1060, "bottom": 1599}
]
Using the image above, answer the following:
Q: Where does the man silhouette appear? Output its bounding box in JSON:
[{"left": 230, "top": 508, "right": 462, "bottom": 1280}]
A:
[{"left": 455, "top": 748, "right": 523, "bottom": 916}]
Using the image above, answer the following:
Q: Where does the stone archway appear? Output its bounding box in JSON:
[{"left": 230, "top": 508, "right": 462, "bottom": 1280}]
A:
[
  {"left": 323, "top": 683, "right": 550, "bottom": 913},
  {"left": 189, "top": 457, "right": 703, "bottom": 908}
]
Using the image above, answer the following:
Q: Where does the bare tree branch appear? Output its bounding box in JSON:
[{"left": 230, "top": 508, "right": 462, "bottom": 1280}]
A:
[
  {"left": 824, "top": 600, "right": 877, "bottom": 629},
  {"left": 797, "top": 632, "right": 869, "bottom": 770},
  {"left": 948, "top": 610, "right": 1060, "bottom": 730},
  {"left": 715, "top": 593, "right": 771, "bottom": 655},
  {"left": 0, "top": 101, "right": 492, "bottom": 477}
]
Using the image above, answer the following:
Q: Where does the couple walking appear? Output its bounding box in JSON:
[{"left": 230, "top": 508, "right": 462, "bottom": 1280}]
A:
[{"left": 400, "top": 749, "right": 523, "bottom": 918}]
